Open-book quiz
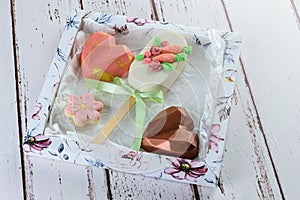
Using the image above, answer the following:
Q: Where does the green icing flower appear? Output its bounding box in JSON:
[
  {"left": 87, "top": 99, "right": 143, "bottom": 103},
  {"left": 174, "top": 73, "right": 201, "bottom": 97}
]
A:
[
  {"left": 154, "top": 37, "right": 162, "bottom": 47},
  {"left": 136, "top": 54, "right": 145, "bottom": 60}
]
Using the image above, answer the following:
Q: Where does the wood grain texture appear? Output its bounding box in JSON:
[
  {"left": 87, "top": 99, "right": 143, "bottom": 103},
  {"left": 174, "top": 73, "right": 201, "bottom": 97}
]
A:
[
  {"left": 10, "top": 0, "right": 299, "bottom": 199},
  {"left": 83, "top": 0, "right": 151, "bottom": 17},
  {"left": 14, "top": 0, "right": 81, "bottom": 127},
  {"left": 12, "top": 0, "right": 109, "bottom": 199},
  {"left": 153, "top": 0, "right": 284, "bottom": 199},
  {"left": 291, "top": 0, "right": 300, "bottom": 29},
  {"left": 223, "top": 0, "right": 300, "bottom": 198},
  {"left": 0, "top": 1, "right": 24, "bottom": 199},
  {"left": 25, "top": 156, "right": 108, "bottom": 199},
  {"left": 107, "top": 171, "right": 196, "bottom": 200},
  {"left": 153, "top": 0, "right": 229, "bottom": 30}
]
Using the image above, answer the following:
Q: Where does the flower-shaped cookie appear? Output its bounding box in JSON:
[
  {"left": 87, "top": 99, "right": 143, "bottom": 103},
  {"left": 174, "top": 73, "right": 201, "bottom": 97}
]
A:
[{"left": 65, "top": 93, "right": 104, "bottom": 126}]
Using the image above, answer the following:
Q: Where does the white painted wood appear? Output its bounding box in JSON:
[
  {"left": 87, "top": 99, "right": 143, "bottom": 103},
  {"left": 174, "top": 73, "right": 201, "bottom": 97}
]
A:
[
  {"left": 223, "top": 0, "right": 300, "bottom": 198},
  {"left": 153, "top": 0, "right": 283, "bottom": 199},
  {"left": 0, "top": 1, "right": 24, "bottom": 199},
  {"left": 83, "top": 0, "right": 152, "bottom": 18},
  {"left": 25, "top": 156, "right": 108, "bottom": 199},
  {"left": 107, "top": 171, "right": 196, "bottom": 199},
  {"left": 292, "top": 0, "right": 300, "bottom": 29},
  {"left": 13, "top": 0, "right": 108, "bottom": 199},
  {"left": 14, "top": 0, "right": 81, "bottom": 123},
  {"left": 153, "top": 0, "right": 229, "bottom": 30},
  {"left": 10, "top": 0, "right": 300, "bottom": 199},
  {"left": 199, "top": 66, "right": 282, "bottom": 199}
]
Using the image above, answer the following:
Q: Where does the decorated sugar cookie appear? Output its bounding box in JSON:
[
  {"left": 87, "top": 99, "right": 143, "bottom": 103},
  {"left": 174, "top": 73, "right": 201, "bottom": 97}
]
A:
[{"left": 64, "top": 93, "right": 104, "bottom": 126}]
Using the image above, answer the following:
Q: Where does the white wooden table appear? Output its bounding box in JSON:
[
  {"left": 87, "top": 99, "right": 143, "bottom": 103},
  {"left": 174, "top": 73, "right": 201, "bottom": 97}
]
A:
[{"left": 1, "top": 0, "right": 299, "bottom": 199}]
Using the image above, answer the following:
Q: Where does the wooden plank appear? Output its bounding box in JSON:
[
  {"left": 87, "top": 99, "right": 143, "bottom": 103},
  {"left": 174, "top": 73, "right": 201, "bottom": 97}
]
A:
[
  {"left": 14, "top": 0, "right": 81, "bottom": 123},
  {"left": 223, "top": 0, "right": 300, "bottom": 198},
  {"left": 13, "top": 0, "right": 108, "bottom": 199},
  {"left": 152, "top": 0, "right": 229, "bottom": 29},
  {"left": 0, "top": 1, "right": 24, "bottom": 199},
  {"left": 25, "top": 156, "right": 108, "bottom": 199},
  {"left": 82, "top": 1, "right": 198, "bottom": 199},
  {"left": 108, "top": 171, "right": 196, "bottom": 199},
  {"left": 153, "top": 0, "right": 283, "bottom": 199},
  {"left": 199, "top": 64, "right": 282, "bottom": 199},
  {"left": 82, "top": 0, "right": 152, "bottom": 17},
  {"left": 291, "top": 0, "right": 300, "bottom": 29}
]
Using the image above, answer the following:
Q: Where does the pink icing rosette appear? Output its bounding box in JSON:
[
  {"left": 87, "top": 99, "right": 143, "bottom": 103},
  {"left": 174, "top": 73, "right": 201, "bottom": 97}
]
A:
[{"left": 65, "top": 93, "right": 104, "bottom": 126}]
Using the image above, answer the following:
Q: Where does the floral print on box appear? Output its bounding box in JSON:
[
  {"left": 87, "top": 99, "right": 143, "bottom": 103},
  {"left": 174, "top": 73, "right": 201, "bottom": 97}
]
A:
[
  {"left": 209, "top": 124, "right": 224, "bottom": 154},
  {"left": 23, "top": 134, "right": 52, "bottom": 154},
  {"left": 164, "top": 158, "right": 208, "bottom": 182}
]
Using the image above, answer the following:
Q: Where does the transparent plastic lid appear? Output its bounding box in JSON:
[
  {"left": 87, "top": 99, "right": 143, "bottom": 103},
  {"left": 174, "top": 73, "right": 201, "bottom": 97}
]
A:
[{"left": 44, "top": 18, "right": 225, "bottom": 172}]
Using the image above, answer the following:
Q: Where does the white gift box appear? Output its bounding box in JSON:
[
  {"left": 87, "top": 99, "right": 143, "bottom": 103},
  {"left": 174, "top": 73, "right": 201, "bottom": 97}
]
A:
[{"left": 23, "top": 10, "right": 241, "bottom": 187}]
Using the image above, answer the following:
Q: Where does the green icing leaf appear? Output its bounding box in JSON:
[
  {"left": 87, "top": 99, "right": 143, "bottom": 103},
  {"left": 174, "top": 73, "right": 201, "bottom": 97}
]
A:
[
  {"left": 154, "top": 37, "right": 162, "bottom": 47},
  {"left": 175, "top": 53, "right": 186, "bottom": 62},
  {"left": 136, "top": 54, "right": 145, "bottom": 61},
  {"left": 162, "top": 62, "right": 174, "bottom": 71},
  {"left": 183, "top": 46, "right": 192, "bottom": 54}
]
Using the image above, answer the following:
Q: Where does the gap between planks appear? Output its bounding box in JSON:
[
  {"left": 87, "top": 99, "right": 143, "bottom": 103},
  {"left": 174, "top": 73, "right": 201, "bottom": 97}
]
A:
[
  {"left": 9, "top": 0, "right": 28, "bottom": 199},
  {"left": 220, "top": 0, "right": 286, "bottom": 199},
  {"left": 290, "top": 0, "right": 300, "bottom": 30}
]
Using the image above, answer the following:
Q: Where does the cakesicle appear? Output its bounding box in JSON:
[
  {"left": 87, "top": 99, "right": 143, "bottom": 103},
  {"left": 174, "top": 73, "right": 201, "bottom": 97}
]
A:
[{"left": 128, "top": 31, "right": 188, "bottom": 93}]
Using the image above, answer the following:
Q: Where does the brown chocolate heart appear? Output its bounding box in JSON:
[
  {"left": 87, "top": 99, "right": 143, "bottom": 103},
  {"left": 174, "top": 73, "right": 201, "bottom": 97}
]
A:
[{"left": 141, "top": 106, "right": 199, "bottom": 159}]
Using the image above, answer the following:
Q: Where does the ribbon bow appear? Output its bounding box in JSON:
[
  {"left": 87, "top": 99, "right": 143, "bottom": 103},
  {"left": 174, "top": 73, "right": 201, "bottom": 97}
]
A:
[{"left": 85, "top": 77, "right": 164, "bottom": 150}]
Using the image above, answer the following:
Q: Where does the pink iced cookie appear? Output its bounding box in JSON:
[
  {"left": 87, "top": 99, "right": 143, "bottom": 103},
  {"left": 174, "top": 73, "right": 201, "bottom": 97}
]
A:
[{"left": 64, "top": 93, "right": 104, "bottom": 126}]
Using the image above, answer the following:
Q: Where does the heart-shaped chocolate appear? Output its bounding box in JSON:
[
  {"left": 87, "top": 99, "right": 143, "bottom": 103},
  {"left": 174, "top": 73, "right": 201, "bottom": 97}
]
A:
[
  {"left": 81, "top": 32, "right": 134, "bottom": 82},
  {"left": 141, "top": 106, "right": 199, "bottom": 159}
]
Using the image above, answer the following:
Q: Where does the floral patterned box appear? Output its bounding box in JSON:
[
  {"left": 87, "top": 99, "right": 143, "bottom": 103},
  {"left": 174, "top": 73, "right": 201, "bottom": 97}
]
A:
[{"left": 24, "top": 10, "right": 241, "bottom": 187}]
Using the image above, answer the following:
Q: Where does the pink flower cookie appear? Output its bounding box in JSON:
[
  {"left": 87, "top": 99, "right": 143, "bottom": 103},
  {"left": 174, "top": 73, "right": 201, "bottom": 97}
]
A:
[{"left": 64, "top": 93, "right": 104, "bottom": 126}]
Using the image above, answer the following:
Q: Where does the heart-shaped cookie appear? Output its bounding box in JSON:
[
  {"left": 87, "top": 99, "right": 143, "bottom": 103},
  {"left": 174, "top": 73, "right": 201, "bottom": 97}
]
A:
[
  {"left": 81, "top": 32, "right": 134, "bottom": 82},
  {"left": 141, "top": 106, "right": 199, "bottom": 159}
]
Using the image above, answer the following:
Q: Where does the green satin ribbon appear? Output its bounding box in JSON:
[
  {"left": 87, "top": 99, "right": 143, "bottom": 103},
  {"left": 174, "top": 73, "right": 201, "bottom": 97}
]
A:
[{"left": 84, "top": 77, "right": 164, "bottom": 150}]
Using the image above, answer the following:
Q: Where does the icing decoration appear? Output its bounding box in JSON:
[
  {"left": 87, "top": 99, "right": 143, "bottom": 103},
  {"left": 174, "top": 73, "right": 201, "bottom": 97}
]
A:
[
  {"left": 161, "top": 44, "right": 192, "bottom": 55},
  {"left": 136, "top": 54, "right": 145, "bottom": 61},
  {"left": 150, "top": 46, "right": 161, "bottom": 55},
  {"left": 161, "top": 40, "right": 169, "bottom": 47},
  {"left": 154, "top": 37, "right": 162, "bottom": 47},
  {"left": 64, "top": 93, "right": 104, "bottom": 126},
  {"left": 81, "top": 32, "right": 134, "bottom": 82},
  {"left": 148, "top": 61, "right": 162, "bottom": 72},
  {"left": 152, "top": 53, "right": 176, "bottom": 63},
  {"left": 174, "top": 53, "right": 186, "bottom": 62},
  {"left": 182, "top": 46, "right": 192, "bottom": 54},
  {"left": 128, "top": 31, "right": 188, "bottom": 93},
  {"left": 141, "top": 106, "right": 199, "bottom": 159},
  {"left": 162, "top": 62, "right": 174, "bottom": 71},
  {"left": 143, "top": 58, "right": 152, "bottom": 64},
  {"left": 161, "top": 44, "right": 183, "bottom": 54},
  {"left": 84, "top": 77, "right": 164, "bottom": 150},
  {"left": 144, "top": 50, "right": 152, "bottom": 58},
  {"left": 133, "top": 35, "right": 192, "bottom": 73}
]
